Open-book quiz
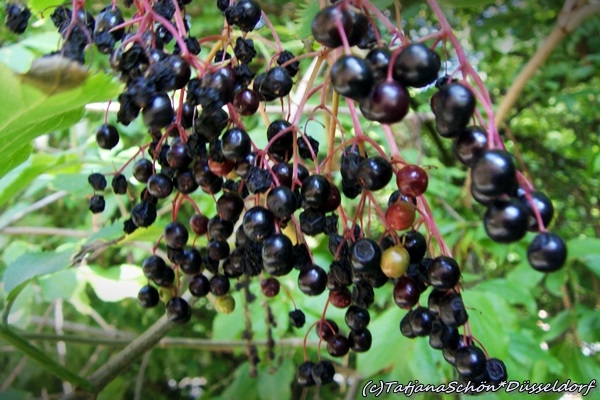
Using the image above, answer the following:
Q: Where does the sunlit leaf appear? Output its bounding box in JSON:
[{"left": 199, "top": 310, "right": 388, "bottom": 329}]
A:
[
  {"left": 3, "top": 250, "right": 72, "bottom": 300},
  {"left": 0, "top": 62, "right": 121, "bottom": 179}
]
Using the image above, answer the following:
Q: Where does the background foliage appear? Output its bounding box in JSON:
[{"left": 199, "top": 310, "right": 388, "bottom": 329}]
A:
[{"left": 0, "top": 0, "right": 599, "bottom": 399}]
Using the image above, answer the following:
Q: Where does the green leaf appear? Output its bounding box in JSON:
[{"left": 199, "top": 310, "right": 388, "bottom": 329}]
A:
[
  {"left": 294, "top": 1, "right": 320, "bottom": 39},
  {"left": 0, "top": 389, "right": 32, "bottom": 400},
  {"left": 461, "top": 290, "right": 512, "bottom": 359},
  {"left": 221, "top": 362, "right": 259, "bottom": 400},
  {"left": 542, "top": 309, "right": 572, "bottom": 342},
  {"left": 0, "top": 153, "right": 68, "bottom": 208},
  {"left": 475, "top": 278, "right": 537, "bottom": 314},
  {"left": 2, "top": 250, "right": 72, "bottom": 299},
  {"left": 567, "top": 237, "right": 600, "bottom": 277},
  {"left": 78, "top": 265, "right": 145, "bottom": 302},
  {"left": 544, "top": 268, "right": 567, "bottom": 297},
  {"left": 0, "top": 62, "right": 121, "bottom": 179},
  {"left": 257, "top": 359, "right": 295, "bottom": 400}
]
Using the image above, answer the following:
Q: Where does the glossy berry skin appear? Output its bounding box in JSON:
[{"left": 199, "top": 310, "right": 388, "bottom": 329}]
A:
[
  {"left": 147, "top": 173, "right": 173, "bottom": 198},
  {"left": 301, "top": 174, "right": 331, "bottom": 208},
  {"left": 164, "top": 221, "right": 188, "bottom": 249},
  {"left": 233, "top": 89, "right": 259, "bottom": 115},
  {"left": 327, "top": 334, "right": 350, "bottom": 357},
  {"left": 396, "top": 165, "right": 428, "bottom": 197},
  {"left": 316, "top": 319, "right": 339, "bottom": 341},
  {"left": 356, "top": 157, "right": 393, "bottom": 191},
  {"left": 189, "top": 274, "right": 210, "bottom": 297},
  {"left": 484, "top": 200, "right": 529, "bottom": 243},
  {"left": 210, "top": 274, "right": 231, "bottom": 296},
  {"left": 166, "top": 141, "right": 191, "bottom": 169},
  {"left": 366, "top": 47, "right": 391, "bottom": 82},
  {"left": 296, "top": 361, "right": 316, "bottom": 386},
  {"left": 137, "top": 285, "right": 159, "bottom": 308},
  {"left": 330, "top": 55, "right": 374, "bottom": 100},
  {"left": 518, "top": 190, "right": 554, "bottom": 231},
  {"left": 133, "top": 159, "right": 153, "bottom": 183},
  {"left": 349, "top": 328, "right": 372, "bottom": 352},
  {"left": 328, "top": 287, "right": 352, "bottom": 308},
  {"left": 432, "top": 82, "right": 476, "bottom": 137},
  {"left": 262, "top": 233, "right": 294, "bottom": 276},
  {"left": 242, "top": 206, "right": 275, "bottom": 242},
  {"left": 471, "top": 150, "right": 517, "bottom": 197},
  {"left": 298, "top": 265, "right": 327, "bottom": 296},
  {"left": 359, "top": 81, "right": 409, "bottom": 124},
  {"left": 409, "top": 307, "right": 435, "bottom": 336},
  {"left": 401, "top": 230, "right": 427, "bottom": 263},
  {"left": 224, "top": 0, "right": 262, "bottom": 32},
  {"left": 350, "top": 238, "right": 382, "bottom": 272},
  {"left": 381, "top": 245, "right": 411, "bottom": 278},
  {"left": 429, "top": 319, "right": 460, "bottom": 350},
  {"left": 260, "top": 278, "right": 280, "bottom": 297},
  {"left": 222, "top": 128, "right": 251, "bottom": 162},
  {"left": 216, "top": 192, "right": 245, "bottom": 222},
  {"left": 311, "top": 360, "right": 335, "bottom": 386},
  {"left": 180, "top": 248, "right": 202, "bottom": 275},
  {"left": 266, "top": 186, "right": 297, "bottom": 219},
  {"left": 142, "top": 255, "right": 167, "bottom": 279},
  {"left": 428, "top": 256, "right": 461, "bottom": 290},
  {"left": 311, "top": 6, "right": 351, "bottom": 48},
  {"left": 189, "top": 214, "right": 209, "bottom": 235},
  {"left": 455, "top": 346, "right": 487, "bottom": 378},
  {"left": 142, "top": 93, "right": 174, "bottom": 129},
  {"left": 289, "top": 309, "right": 306, "bottom": 328},
  {"left": 393, "top": 276, "right": 421, "bottom": 309},
  {"left": 96, "top": 124, "right": 120, "bottom": 149},
  {"left": 166, "top": 297, "right": 192, "bottom": 323},
  {"left": 439, "top": 292, "right": 469, "bottom": 327},
  {"left": 393, "top": 43, "right": 441, "bottom": 88},
  {"left": 386, "top": 200, "right": 417, "bottom": 231},
  {"left": 527, "top": 232, "right": 567, "bottom": 272},
  {"left": 345, "top": 306, "right": 370, "bottom": 330},
  {"left": 453, "top": 126, "right": 488, "bottom": 166},
  {"left": 486, "top": 358, "right": 508, "bottom": 384}
]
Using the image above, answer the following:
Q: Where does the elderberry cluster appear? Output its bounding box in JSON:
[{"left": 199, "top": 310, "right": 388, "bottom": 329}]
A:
[{"left": 9, "top": 0, "right": 567, "bottom": 392}]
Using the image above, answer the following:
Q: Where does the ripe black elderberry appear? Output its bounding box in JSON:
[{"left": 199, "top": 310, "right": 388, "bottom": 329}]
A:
[
  {"left": 224, "top": 0, "right": 262, "bottom": 32},
  {"left": 96, "top": 124, "right": 120, "bottom": 149},
  {"left": 393, "top": 43, "right": 441, "bottom": 88},
  {"left": 330, "top": 55, "right": 374, "bottom": 100},
  {"left": 527, "top": 232, "right": 567, "bottom": 272},
  {"left": 89, "top": 195, "right": 105, "bottom": 213},
  {"left": 298, "top": 265, "right": 327, "bottom": 296},
  {"left": 166, "top": 297, "right": 192, "bottom": 323},
  {"left": 137, "top": 285, "right": 159, "bottom": 308},
  {"left": 356, "top": 157, "right": 393, "bottom": 191},
  {"left": 242, "top": 206, "right": 275, "bottom": 242},
  {"left": 88, "top": 173, "right": 107, "bottom": 191}
]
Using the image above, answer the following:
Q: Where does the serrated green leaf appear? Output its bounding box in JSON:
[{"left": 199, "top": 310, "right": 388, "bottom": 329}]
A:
[
  {"left": 2, "top": 250, "right": 72, "bottom": 299},
  {"left": 0, "top": 62, "right": 121, "bottom": 179},
  {"left": 294, "top": 1, "right": 320, "bottom": 39}
]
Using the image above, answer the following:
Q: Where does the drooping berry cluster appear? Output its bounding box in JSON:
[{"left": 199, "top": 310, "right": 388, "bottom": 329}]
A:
[{"left": 11, "top": 0, "right": 568, "bottom": 391}]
